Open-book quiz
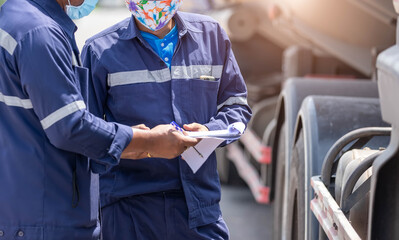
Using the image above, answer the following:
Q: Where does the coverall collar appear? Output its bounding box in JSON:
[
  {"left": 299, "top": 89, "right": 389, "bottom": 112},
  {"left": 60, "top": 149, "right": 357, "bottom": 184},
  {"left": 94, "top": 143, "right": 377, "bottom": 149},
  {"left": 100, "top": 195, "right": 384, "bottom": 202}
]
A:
[
  {"left": 30, "top": 0, "right": 77, "bottom": 39},
  {"left": 120, "top": 12, "right": 203, "bottom": 41}
]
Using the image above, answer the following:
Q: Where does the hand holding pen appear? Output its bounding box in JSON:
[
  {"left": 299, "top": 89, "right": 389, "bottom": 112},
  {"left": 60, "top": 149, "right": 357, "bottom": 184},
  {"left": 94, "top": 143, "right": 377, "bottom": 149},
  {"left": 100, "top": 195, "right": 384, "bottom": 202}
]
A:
[
  {"left": 122, "top": 123, "right": 198, "bottom": 160},
  {"left": 171, "top": 121, "right": 207, "bottom": 158}
]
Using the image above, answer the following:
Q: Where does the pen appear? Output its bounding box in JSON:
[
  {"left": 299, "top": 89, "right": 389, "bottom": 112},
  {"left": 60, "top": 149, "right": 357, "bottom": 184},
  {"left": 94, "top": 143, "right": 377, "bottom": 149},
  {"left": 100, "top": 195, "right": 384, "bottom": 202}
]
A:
[
  {"left": 192, "top": 146, "right": 204, "bottom": 158},
  {"left": 170, "top": 121, "right": 183, "bottom": 132},
  {"left": 170, "top": 121, "right": 203, "bottom": 158}
]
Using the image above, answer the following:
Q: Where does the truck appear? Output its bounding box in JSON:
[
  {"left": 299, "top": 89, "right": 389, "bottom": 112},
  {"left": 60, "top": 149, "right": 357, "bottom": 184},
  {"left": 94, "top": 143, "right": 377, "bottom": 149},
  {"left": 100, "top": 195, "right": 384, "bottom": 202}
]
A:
[{"left": 215, "top": 0, "right": 399, "bottom": 239}]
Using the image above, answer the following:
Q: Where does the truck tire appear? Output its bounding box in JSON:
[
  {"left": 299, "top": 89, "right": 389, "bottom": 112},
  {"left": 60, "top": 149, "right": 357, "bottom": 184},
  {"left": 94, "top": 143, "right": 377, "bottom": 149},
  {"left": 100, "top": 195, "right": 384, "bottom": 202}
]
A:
[
  {"left": 288, "top": 96, "right": 387, "bottom": 240},
  {"left": 273, "top": 122, "right": 286, "bottom": 240},
  {"left": 285, "top": 130, "right": 306, "bottom": 240}
]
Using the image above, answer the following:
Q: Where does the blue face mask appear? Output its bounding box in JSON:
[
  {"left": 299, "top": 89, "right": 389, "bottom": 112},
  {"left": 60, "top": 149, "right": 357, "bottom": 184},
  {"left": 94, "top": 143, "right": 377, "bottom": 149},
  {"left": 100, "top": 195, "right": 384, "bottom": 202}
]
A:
[{"left": 66, "top": 0, "right": 98, "bottom": 20}]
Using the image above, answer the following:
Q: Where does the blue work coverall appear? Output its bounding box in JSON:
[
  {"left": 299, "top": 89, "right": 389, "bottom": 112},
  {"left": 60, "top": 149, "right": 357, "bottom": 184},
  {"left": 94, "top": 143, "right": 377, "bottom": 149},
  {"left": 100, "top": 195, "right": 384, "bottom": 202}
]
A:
[
  {"left": 0, "top": 0, "right": 133, "bottom": 239},
  {"left": 82, "top": 12, "right": 252, "bottom": 239}
]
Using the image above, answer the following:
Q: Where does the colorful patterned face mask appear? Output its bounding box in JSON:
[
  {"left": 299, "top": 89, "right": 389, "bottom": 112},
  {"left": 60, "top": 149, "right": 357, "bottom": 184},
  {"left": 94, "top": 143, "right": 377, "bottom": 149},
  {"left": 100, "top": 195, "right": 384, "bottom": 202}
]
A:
[{"left": 125, "top": 0, "right": 183, "bottom": 31}]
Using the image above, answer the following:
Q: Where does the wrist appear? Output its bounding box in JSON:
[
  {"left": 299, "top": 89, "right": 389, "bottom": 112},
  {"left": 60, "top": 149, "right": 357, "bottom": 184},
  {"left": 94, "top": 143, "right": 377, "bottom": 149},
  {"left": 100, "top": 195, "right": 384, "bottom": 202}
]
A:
[{"left": 130, "top": 128, "right": 152, "bottom": 153}]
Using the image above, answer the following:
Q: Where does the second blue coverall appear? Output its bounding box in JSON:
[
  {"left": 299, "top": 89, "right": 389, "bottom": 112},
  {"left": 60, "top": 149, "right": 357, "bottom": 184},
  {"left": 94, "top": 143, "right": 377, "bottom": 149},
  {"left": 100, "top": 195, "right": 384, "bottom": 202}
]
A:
[{"left": 82, "top": 11, "right": 252, "bottom": 239}]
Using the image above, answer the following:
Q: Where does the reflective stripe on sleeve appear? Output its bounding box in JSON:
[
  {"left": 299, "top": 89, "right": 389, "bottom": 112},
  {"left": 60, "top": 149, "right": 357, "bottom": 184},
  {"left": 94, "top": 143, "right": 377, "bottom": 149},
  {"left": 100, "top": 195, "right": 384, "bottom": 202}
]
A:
[
  {"left": 40, "top": 100, "right": 86, "bottom": 130},
  {"left": 108, "top": 68, "right": 171, "bottom": 87},
  {"left": 217, "top": 96, "right": 248, "bottom": 111},
  {"left": 0, "top": 28, "right": 17, "bottom": 55},
  {"left": 171, "top": 65, "right": 223, "bottom": 79},
  {"left": 0, "top": 92, "right": 33, "bottom": 109}
]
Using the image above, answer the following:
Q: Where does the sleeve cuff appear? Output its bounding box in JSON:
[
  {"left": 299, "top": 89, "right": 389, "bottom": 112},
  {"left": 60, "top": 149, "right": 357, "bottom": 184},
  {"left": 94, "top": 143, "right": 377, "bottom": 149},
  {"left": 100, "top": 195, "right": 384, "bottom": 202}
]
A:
[{"left": 91, "top": 123, "right": 133, "bottom": 174}]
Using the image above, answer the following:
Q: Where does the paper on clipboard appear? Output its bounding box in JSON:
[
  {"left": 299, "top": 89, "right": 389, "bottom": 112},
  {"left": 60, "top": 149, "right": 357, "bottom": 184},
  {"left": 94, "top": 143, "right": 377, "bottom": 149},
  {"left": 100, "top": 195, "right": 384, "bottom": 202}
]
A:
[
  {"left": 182, "top": 122, "right": 245, "bottom": 173},
  {"left": 186, "top": 122, "right": 246, "bottom": 140}
]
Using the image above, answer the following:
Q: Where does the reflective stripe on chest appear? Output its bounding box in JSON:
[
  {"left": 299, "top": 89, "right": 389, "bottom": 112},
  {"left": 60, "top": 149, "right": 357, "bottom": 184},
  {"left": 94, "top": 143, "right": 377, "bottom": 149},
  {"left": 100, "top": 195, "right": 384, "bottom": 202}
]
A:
[{"left": 107, "top": 65, "right": 223, "bottom": 87}]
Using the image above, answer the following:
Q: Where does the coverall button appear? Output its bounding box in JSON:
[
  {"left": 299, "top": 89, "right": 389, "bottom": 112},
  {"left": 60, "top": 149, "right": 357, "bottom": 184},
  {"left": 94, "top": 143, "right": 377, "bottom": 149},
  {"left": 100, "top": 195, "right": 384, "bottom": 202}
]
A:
[
  {"left": 17, "top": 230, "right": 24, "bottom": 237},
  {"left": 0, "top": 230, "right": 4, "bottom": 236},
  {"left": 164, "top": 57, "right": 169, "bottom": 62},
  {"left": 161, "top": 43, "right": 165, "bottom": 47}
]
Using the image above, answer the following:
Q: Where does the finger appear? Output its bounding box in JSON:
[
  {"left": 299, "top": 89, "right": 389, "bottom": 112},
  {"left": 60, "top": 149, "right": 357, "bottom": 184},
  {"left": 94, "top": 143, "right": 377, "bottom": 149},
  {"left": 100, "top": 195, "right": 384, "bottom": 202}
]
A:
[
  {"left": 185, "top": 123, "right": 209, "bottom": 132},
  {"left": 183, "top": 123, "right": 200, "bottom": 131},
  {"left": 182, "top": 136, "right": 200, "bottom": 146},
  {"left": 183, "top": 123, "right": 198, "bottom": 129}
]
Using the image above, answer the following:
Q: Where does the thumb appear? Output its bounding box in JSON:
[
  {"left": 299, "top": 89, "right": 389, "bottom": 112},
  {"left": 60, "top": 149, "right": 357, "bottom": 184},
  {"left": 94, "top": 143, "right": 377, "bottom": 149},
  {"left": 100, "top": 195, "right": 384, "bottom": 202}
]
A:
[
  {"left": 183, "top": 123, "right": 201, "bottom": 131},
  {"left": 181, "top": 135, "right": 200, "bottom": 146}
]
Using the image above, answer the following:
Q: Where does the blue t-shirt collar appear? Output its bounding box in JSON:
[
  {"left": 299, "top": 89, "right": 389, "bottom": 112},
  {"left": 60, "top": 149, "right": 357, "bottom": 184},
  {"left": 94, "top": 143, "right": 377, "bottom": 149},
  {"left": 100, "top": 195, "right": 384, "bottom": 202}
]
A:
[{"left": 140, "top": 24, "right": 178, "bottom": 41}]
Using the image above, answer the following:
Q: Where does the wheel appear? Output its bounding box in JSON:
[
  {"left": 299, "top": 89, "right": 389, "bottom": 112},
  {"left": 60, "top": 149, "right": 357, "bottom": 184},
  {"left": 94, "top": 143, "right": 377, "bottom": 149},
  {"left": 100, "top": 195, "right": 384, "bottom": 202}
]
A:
[
  {"left": 284, "top": 130, "right": 306, "bottom": 240},
  {"left": 272, "top": 122, "right": 286, "bottom": 240}
]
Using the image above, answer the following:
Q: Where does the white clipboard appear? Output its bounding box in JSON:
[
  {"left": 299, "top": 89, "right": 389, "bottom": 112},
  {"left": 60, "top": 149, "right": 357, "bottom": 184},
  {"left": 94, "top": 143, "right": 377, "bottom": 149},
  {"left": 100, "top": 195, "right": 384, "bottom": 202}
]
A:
[{"left": 182, "top": 122, "right": 245, "bottom": 173}]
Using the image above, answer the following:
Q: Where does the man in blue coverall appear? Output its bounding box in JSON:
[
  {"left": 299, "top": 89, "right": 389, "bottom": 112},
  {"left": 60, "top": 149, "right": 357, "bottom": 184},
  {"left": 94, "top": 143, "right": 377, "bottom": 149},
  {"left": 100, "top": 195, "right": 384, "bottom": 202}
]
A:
[
  {"left": 82, "top": 0, "right": 252, "bottom": 239},
  {"left": 0, "top": 0, "right": 199, "bottom": 239}
]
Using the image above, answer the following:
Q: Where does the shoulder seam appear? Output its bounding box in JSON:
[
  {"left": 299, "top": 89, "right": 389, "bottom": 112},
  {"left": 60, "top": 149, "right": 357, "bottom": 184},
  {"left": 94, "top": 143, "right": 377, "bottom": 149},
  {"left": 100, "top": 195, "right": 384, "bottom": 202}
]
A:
[
  {"left": 17, "top": 24, "right": 69, "bottom": 51},
  {"left": 85, "top": 21, "right": 130, "bottom": 46}
]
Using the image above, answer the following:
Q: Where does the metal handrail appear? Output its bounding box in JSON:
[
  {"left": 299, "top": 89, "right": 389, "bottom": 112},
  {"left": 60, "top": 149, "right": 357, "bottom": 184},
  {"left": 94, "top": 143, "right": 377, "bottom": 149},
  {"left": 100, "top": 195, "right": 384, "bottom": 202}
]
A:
[
  {"left": 340, "top": 151, "right": 383, "bottom": 213},
  {"left": 321, "top": 127, "right": 391, "bottom": 188}
]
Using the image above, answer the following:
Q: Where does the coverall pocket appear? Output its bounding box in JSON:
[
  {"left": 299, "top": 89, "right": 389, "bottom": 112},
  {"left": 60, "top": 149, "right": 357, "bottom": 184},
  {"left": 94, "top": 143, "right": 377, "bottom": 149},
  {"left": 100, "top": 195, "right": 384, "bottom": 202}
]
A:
[
  {"left": 189, "top": 78, "right": 220, "bottom": 122},
  {"left": 109, "top": 82, "right": 171, "bottom": 125}
]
